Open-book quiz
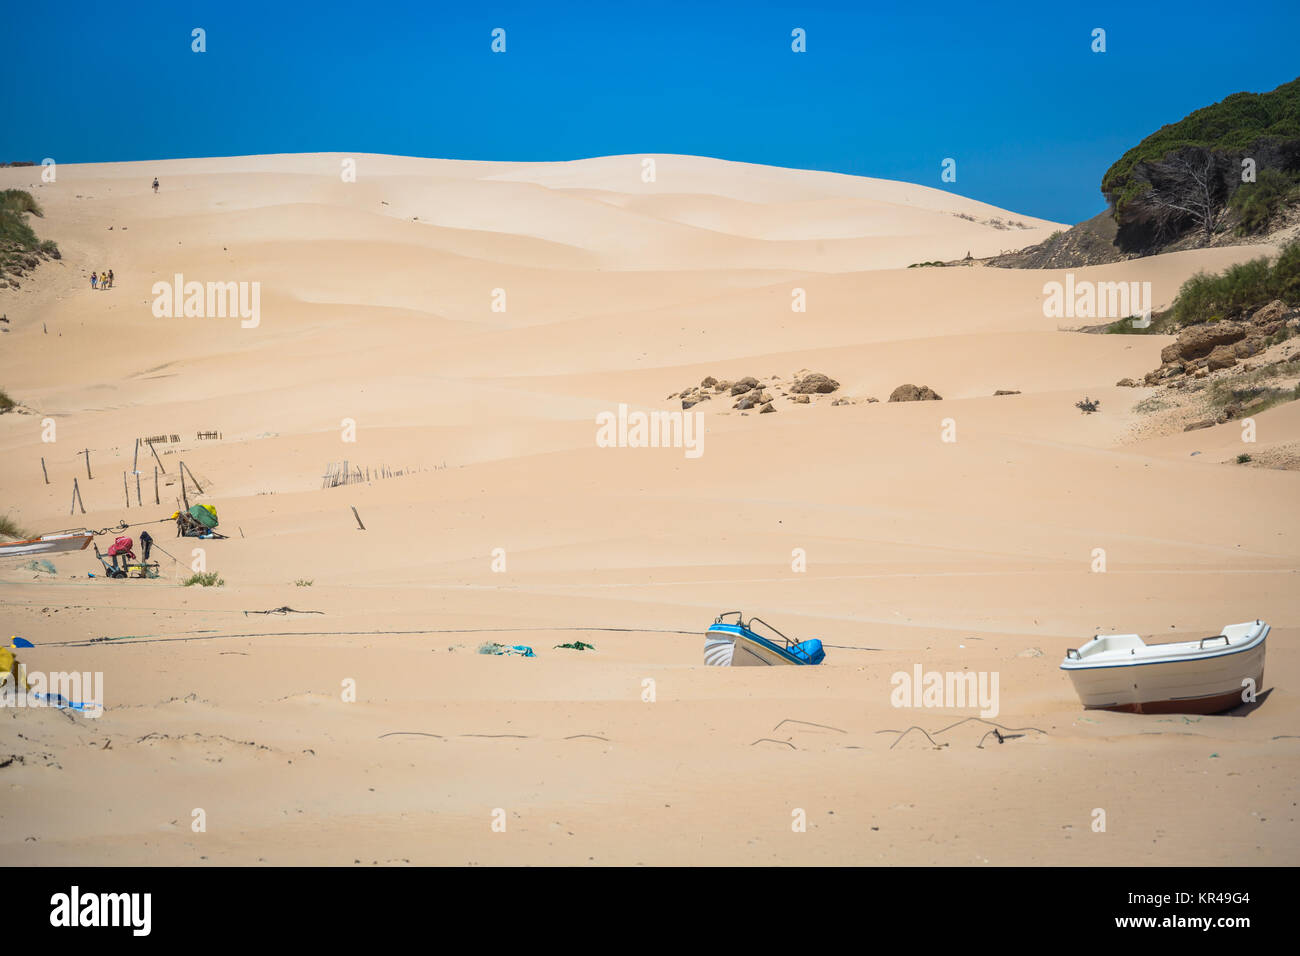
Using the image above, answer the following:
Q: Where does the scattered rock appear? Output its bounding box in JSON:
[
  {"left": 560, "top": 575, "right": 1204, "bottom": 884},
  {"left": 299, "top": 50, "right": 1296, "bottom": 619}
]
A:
[
  {"left": 790, "top": 372, "right": 840, "bottom": 394},
  {"left": 1115, "top": 378, "right": 1137, "bottom": 387},
  {"left": 993, "top": 389, "right": 1020, "bottom": 396},
  {"left": 1184, "top": 419, "right": 1216, "bottom": 431},
  {"left": 792, "top": 394, "right": 810, "bottom": 404},
  {"left": 759, "top": 402, "right": 776, "bottom": 414},
  {"left": 730, "top": 377, "right": 758, "bottom": 396},
  {"left": 888, "top": 384, "right": 943, "bottom": 402},
  {"left": 700, "top": 375, "right": 717, "bottom": 388}
]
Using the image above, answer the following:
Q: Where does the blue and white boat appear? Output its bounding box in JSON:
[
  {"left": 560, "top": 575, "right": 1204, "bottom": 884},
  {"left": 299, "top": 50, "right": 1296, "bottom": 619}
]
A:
[{"left": 704, "top": 612, "right": 826, "bottom": 666}]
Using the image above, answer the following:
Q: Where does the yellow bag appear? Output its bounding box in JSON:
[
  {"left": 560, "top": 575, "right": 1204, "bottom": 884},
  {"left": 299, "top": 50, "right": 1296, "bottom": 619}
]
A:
[{"left": 0, "top": 646, "right": 26, "bottom": 692}]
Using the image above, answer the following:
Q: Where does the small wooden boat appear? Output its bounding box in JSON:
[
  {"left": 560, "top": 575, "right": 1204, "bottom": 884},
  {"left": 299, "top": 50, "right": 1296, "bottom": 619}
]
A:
[
  {"left": 704, "top": 612, "right": 826, "bottom": 666},
  {"left": 0, "top": 530, "right": 94, "bottom": 558},
  {"left": 1060, "top": 620, "right": 1268, "bottom": 714}
]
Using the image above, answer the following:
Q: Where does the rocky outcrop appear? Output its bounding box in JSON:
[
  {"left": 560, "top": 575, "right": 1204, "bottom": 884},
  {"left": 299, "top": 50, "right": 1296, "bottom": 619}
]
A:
[
  {"left": 1141, "top": 302, "right": 1300, "bottom": 387},
  {"left": 888, "top": 384, "right": 943, "bottom": 402},
  {"left": 1206, "top": 345, "right": 1238, "bottom": 371},
  {"left": 1253, "top": 299, "right": 1287, "bottom": 326},
  {"left": 1160, "top": 322, "right": 1247, "bottom": 364}
]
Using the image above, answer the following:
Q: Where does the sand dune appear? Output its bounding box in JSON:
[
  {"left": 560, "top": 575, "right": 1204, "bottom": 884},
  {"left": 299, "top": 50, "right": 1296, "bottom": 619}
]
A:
[{"left": 1, "top": 153, "right": 1297, "bottom": 866}]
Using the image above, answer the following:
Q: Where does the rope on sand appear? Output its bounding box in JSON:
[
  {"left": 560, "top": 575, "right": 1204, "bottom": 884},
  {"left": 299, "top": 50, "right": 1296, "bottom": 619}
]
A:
[
  {"left": 877, "top": 717, "right": 1049, "bottom": 750},
  {"left": 243, "top": 607, "right": 325, "bottom": 616},
  {"left": 43, "top": 624, "right": 702, "bottom": 648}
]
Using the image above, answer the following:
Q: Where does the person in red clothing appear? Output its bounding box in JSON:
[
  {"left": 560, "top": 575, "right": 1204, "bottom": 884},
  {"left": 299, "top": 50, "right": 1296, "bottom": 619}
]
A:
[{"left": 106, "top": 535, "right": 135, "bottom": 571}]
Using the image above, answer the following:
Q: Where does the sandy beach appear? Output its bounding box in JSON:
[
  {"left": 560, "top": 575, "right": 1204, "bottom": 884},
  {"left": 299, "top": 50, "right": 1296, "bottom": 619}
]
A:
[{"left": 1, "top": 153, "right": 1297, "bottom": 866}]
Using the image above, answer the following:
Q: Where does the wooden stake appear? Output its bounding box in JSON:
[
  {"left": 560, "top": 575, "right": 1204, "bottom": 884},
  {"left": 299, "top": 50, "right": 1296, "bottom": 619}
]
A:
[
  {"left": 132, "top": 438, "right": 140, "bottom": 474},
  {"left": 136, "top": 472, "right": 142, "bottom": 507},
  {"left": 123, "top": 471, "right": 130, "bottom": 508},
  {"left": 41, "top": 456, "right": 49, "bottom": 484},
  {"left": 147, "top": 440, "right": 165, "bottom": 474},
  {"left": 70, "top": 478, "right": 85, "bottom": 515},
  {"left": 83, "top": 448, "right": 92, "bottom": 479},
  {"left": 181, "top": 460, "right": 203, "bottom": 494},
  {"left": 351, "top": 506, "right": 366, "bottom": 531},
  {"left": 154, "top": 466, "right": 160, "bottom": 505}
]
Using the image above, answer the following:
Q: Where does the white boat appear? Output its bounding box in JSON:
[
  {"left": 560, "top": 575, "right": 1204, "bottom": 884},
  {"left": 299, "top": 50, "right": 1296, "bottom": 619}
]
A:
[
  {"left": 0, "top": 530, "right": 94, "bottom": 558},
  {"left": 1060, "top": 620, "right": 1268, "bottom": 714}
]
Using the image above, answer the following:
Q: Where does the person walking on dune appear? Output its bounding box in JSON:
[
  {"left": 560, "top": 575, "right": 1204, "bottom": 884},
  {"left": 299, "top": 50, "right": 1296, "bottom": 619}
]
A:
[
  {"left": 107, "top": 269, "right": 114, "bottom": 289},
  {"left": 152, "top": 178, "right": 159, "bottom": 194},
  {"left": 90, "top": 272, "right": 97, "bottom": 290},
  {"left": 100, "top": 271, "right": 108, "bottom": 290}
]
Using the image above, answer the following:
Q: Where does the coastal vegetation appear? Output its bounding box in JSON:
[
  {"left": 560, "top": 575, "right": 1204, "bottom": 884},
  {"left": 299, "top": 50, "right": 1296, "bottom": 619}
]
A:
[{"left": 0, "top": 188, "right": 60, "bottom": 284}]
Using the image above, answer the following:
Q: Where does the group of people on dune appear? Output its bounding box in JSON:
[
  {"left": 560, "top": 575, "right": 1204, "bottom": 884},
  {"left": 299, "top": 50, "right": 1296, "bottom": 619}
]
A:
[{"left": 90, "top": 269, "right": 114, "bottom": 290}]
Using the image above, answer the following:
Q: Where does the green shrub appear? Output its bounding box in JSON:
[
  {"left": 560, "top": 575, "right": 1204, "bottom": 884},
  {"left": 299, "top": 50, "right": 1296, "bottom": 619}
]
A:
[
  {"left": 0, "top": 513, "right": 31, "bottom": 538},
  {"left": 1206, "top": 359, "right": 1300, "bottom": 416},
  {"left": 1171, "top": 241, "right": 1299, "bottom": 325},
  {"left": 1273, "top": 240, "right": 1300, "bottom": 302},
  {"left": 294, "top": 578, "right": 313, "bottom": 587},
  {"left": 0, "top": 388, "right": 14, "bottom": 413},
  {"left": 0, "top": 189, "right": 58, "bottom": 276},
  {"left": 183, "top": 571, "right": 224, "bottom": 587},
  {"left": 0, "top": 189, "right": 42, "bottom": 217},
  {"left": 1104, "top": 314, "right": 1167, "bottom": 334},
  {"left": 1230, "top": 168, "right": 1300, "bottom": 234},
  {"left": 1236, "top": 453, "right": 1253, "bottom": 464}
]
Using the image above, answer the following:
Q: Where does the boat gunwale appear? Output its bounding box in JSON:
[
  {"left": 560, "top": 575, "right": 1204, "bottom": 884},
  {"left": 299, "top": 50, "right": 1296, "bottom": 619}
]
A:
[{"left": 1059, "top": 624, "right": 1268, "bottom": 673}]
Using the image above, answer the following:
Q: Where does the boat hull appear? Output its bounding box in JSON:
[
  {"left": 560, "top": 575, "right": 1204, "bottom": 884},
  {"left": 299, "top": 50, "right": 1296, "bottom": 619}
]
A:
[
  {"left": 0, "top": 532, "right": 94, "bottom": 558},
  {"left": 703, "top": 622, "right": 824, "bottom": 666},
  {"left": 1062, "top": 623, "right": 1267, "bottom": 715},
  {"left": 730, "top": 633, "right": 794, "bottom": 666}
]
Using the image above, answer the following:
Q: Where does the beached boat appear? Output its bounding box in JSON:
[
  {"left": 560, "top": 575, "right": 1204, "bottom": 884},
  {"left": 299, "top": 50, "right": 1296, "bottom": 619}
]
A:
[
  {"left": 1060, "top": 620, "right": 1268, "bottom": 714},
  {"left": 0, "top": 531, "right": 94, "bottom": 558},
  {"left": 704, "top": 612, "right": 826, "bottom": 666}
]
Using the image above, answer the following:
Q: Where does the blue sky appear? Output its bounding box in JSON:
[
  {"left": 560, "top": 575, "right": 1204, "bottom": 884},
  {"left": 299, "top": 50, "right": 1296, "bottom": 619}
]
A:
[{"left": 4, "top": 0, "right": 1296, "bottom": 224}]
